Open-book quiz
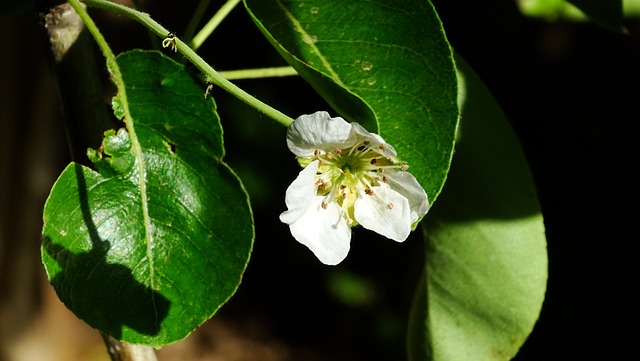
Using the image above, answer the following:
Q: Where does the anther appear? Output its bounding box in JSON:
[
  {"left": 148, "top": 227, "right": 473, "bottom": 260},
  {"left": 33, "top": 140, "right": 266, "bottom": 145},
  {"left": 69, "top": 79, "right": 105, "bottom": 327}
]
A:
[
  {"left": 364, "top": 189, "right": 374, "bottom": 196},
  {"left": 204, "top": 82, "right": 213, "bottom": 98},
  {"left": 326, "top": 152, "right": 334, "bottom": 159},
  {"left": 382, "top": 176, "right": 388, "bottom": 183},
  {"left": 321, "top": 202, "right": 328, "bottom": 209},
  {"left": 387, "top": 203, "right": 394, "bottom": 209},
  {"left": 162, "top": 32, "right": 177, "bottom": 52},
  {"left": 370, "top": 158, "right": 377, "bottom": 164},
  {"left": 402, "top": 165, "right": 409, "bottom": 171},
  {"left": 336, "top": 149, "right": 343, "bottom": 154},
  {"left": 357, "top": 145, "right": 366, "bottom": 151}
]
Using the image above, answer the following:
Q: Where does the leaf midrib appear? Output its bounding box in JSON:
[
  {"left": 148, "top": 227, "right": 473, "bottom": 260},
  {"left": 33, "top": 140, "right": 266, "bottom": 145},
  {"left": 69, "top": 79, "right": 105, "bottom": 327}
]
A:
[
  {"left": 276, "top": 0, "right": 343, "bottom": 85},
  {"left": 113, "top": 77, "right": 157, "bottom": 295}
]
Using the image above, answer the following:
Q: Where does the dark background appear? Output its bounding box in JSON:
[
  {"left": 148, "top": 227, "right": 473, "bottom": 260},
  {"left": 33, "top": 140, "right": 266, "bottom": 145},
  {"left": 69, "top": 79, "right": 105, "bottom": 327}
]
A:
[{"left": 1, "top": 0, "right": 637, "bottom": 360}]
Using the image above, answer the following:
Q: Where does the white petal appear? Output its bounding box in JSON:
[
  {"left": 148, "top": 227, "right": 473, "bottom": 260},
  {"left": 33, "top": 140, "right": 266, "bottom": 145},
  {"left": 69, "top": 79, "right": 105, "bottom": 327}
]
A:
[
  {"left": 385, "top": 172, "right": 430, "bottom": 223},
  {"left": 353, "top": 185, "right": 412, "bottom": 242},
  {"left": 350, "top": 122, "right": 397, "bottom": 158},
  {"left": 282, "top": 195, "right": 352, "bottom": 265},
  {"left": 279, "top": 160, "right": 320, "bottom": 224},
  {"left": 286, "top": 111, "right": 356, "bottom": 157},
  {"left": 279, "top": 159, "right": 351, "bottom": 265}
]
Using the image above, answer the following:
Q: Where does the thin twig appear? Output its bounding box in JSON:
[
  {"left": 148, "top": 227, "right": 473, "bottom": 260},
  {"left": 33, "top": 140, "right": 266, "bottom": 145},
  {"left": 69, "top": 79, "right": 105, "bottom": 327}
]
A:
[{"left": 101, "top": 333, "right": 158, "bottom": 361}]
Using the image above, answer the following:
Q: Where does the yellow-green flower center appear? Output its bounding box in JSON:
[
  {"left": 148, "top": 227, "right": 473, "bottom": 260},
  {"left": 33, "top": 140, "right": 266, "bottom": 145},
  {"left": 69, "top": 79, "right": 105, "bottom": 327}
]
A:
[{"left": 299, "top": 140, "right": 407, "bottom": 226}]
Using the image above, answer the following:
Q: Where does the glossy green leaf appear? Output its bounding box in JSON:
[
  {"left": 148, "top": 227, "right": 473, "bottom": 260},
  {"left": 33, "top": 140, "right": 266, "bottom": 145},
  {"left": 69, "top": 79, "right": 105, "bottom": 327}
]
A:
[
  {"left": 407, "top": 57, "right": 548, "bottom": 361},
  {"left": 41, "top": 50, "right": 253, "bottom": 347},
  {"left": 244, "top": 0, "right": 458, "bottom": 203}
]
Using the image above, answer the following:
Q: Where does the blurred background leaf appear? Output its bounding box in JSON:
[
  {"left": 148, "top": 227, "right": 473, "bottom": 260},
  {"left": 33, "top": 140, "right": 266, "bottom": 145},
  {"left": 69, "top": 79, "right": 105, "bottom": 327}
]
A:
[
  {"left": 408, "top": 56, "right": 547, "bottom": 361},
  {"left": 517, "top": 0, "right": 625, "bottom": 31}
]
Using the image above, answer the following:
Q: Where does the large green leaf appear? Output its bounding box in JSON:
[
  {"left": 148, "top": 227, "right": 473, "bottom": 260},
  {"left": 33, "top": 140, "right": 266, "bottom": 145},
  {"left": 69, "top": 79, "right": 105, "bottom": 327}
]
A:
[
  {"left": 244, "top": 0, "right": 458, "bottom": 203},
  {"left": 41, "top": 50, "right": 253, "bottom": 346},
  {"left": 407, "top": 57, "right": 548, "bottom": 360}
]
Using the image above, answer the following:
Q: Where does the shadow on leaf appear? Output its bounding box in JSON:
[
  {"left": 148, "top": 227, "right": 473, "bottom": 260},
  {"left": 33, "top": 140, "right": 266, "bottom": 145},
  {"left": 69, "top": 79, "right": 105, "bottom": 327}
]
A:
[
  {"left": 431, "top": 56, "right": 542, "bottom": 222},
  {"left": 42, "top": 164, "right": 170, "bottom": 339}
]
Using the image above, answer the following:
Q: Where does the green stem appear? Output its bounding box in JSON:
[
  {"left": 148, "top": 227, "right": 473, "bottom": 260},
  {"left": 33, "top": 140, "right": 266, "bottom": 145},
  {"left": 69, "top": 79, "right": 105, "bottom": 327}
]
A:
[
  {"left": 183, "top": 0, "right": 212, "bottom": 44},
  {"left": 67, "top": 0, "right": 157, "bottom": 294},
  {"left": 190, "top": 0, "right": 241, "bottom": 51},
  {"left": 81, "top": 0, "right": 294, "bottom": 127},
  {"left": 219, "top": 66, "right": 298, "bottom": 80}
]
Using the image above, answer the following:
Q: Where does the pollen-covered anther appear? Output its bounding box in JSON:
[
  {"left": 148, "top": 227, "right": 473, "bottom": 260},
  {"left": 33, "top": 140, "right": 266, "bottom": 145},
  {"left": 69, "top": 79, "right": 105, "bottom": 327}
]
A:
[
  {"left": 336, "top": 149, "right": 343, "bottom": 155},
  {"left": 341, "top": 193, "right": 347, "bottom": 199},
  {"left": 378, "top": 144, "right": 384, "bottom": 150},
  {"left": 326, "top": 152, "right": 334, "bottom": 159},
  {"left": 370, "top": 158, "right": 378, "bottom": 165},
  {"left": 382, "top": 176, "right": 388, "bottom": 182},
  {"left": 321, "top": 201, "right": 328, "bottom": 209},
  {"left": 378, "top": 168, "right": 384, "bottom": 172},
  {"left": 402, "top": 165, "right": 409, "bottom": 171},
  {"left": 387, "top": 203, "right": 394, "bottom": 209},
  {"left": 364, "top": 189, "right": 374, "bottom": 196}
]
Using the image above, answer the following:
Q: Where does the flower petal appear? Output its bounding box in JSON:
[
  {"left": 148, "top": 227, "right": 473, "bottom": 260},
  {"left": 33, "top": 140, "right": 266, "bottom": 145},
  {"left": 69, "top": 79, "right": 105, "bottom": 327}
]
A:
[
  {"left": 279, "top": 159, "right": 351, "bottom": 265},
  {"left": 350, "top": 122, "right": 397, "bottom": 158},
  {"left": 354, "top": 185, "right": 412, "bottom": 242},
  {"left": 286, "top": 111, "right": 356, "bottom": 157},
  {"left": 284, "top": 196, "right": 351, "bottom": 265},
  {"left": 385, "top": 171, "right": 430, "bottom": 223},
  {"left": 279, "top": 160, "right": 320, "bottom": 224}
]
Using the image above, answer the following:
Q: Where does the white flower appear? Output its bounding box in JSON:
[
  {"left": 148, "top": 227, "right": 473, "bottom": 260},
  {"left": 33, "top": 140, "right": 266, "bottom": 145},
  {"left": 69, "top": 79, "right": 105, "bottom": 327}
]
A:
[{"left": 280, "top": 111, "right": 429, "bottom": 265}]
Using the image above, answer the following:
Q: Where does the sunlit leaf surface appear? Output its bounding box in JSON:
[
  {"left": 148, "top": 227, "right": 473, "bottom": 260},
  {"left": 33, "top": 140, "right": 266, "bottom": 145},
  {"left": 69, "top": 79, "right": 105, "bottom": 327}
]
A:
[{"left": 408, "top": 57, "right": 548, "bottom": 361}]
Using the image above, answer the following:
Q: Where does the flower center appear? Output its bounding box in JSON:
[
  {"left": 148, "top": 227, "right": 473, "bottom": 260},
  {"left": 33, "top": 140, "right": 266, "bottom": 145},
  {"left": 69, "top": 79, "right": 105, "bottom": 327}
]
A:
[{"left": 308, "top": 140, "right": 407, "bottom": 225}]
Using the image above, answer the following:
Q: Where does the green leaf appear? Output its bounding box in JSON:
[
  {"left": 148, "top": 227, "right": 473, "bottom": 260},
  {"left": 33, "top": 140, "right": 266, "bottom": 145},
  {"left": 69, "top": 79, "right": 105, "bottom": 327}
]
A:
[
  {"left": 626, "top": 0, "right": 640, "bottom": 17},
  {"left": 244, "top": 0, "right": 459, "bottom": 203},
  {"left": 407, "top": 56, "right": 548, "bottom": 361},
  {"left": 567, "top": 0, "right": 624, "bottom": 32},
  {"left": 517, "top": 0, "right": 574, "bottom": 17},
  {"left": 518, "top": 0, "right": 625, "bottom": 32},
  {"left": 41, "top": 50, "right": 254, "bottom": 347}
]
